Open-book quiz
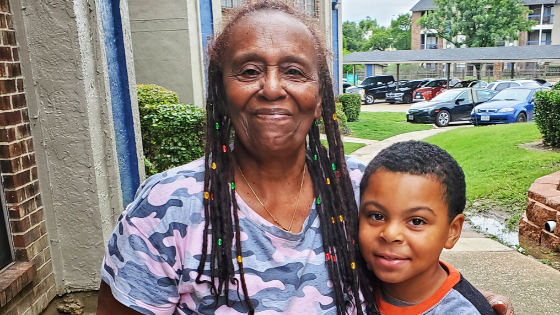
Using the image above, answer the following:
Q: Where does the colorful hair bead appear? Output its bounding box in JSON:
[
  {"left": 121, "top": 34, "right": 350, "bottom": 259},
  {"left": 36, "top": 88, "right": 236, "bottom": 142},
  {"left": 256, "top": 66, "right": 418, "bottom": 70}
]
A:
[
  {"left": 351, "top": 262, "right": 356, "bottom": 269},
  {"left": 215, "top": 123, "right": 219, "bottom": 130},
  {"left": 211, "top": 162, "right": 217, "bottom": 170},
  {"left": 231, "top": 182, "right": 235, "bottom": 190},
  {"left": 314, "top": 120, "right": 319, "bottom": 126},
  {"left": 331, "top": 163, "right": 336, "bottom": 171},
  {"left": 204, "top": 192, "right": 210, "bottom": 199},
  {"left": 336, "top": 170, "right": 341, "bottom": 178},
  {"left": 313, "top": 154, "right": 318, "bottom": 161},
  {"left": 332, "top": 255, "right": 337, "bottom": 263},
  {"left": 210, "top": 193, "right": 214, "bottom": 201},
  {"left": 316, "top": 197, "right": 321, "bottom": 205},
  {"left": 222, "top": 145, "right": 227, "bottom": 153},
  {"left": 237, "top": 256, "right": 242, "bottom": 263},
  {"left": 326, "top": 253, "right": 331, "bottom": 261},
  {"left": 326, "top": 178, "right": 330, "bottom": 185},
  {"left": 217, "top": 238, "right": 223, "bottom": 246},
  {"left": 332, "top": 113, "right": 337, "bottom": 121},
  {"left": 331, "top": 217, "right": 336, "bottom": 224},
  {"left": 338, "top": 215, "right": 343, "bottom": 222}
]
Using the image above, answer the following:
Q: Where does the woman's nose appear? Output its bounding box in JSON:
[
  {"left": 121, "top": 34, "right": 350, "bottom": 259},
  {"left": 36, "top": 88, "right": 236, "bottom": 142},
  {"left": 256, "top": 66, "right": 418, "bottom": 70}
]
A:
[
  {"left": 259, "top": 68, "right": 287, "bottom": 101},
  {"left": 379, "top": 221, "right": 404, "bottom": 243}
]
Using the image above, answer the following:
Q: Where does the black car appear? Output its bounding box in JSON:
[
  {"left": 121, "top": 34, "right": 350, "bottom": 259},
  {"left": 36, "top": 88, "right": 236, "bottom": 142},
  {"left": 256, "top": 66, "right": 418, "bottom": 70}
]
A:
[
  {"left": 451, "top": 80, "right": 488, "bottom": 88},
  {"left": 345, "top": 75, "right": 396, "bottom": 104},
  {"left": 342, "top": 82, "right": 351, "bottom": 93},
  {"left": 385, "top": 79, "right": 430, "bottom": 104},
  {"left": 406, "top": 88, "right": 497, "bottom": 127}
]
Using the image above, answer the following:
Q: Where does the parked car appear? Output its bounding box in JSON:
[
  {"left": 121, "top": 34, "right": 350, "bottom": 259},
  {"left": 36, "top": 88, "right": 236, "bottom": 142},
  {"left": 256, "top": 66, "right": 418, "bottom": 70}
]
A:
[
  {"left": 345, "top": 75, "right": 396, "bottom": 104},
  {"left": 532, "top": 78, "right": 553, "bottom": 87},
  {"left": 413, "top": 78, "right": 460, "bottom": 102},
  {"left": 451, "top": 80, "right": 488, "bottom": 88},
  {"left": 386, "top": 79, "right": 430, "bottom": 104},
  {"left": 343, "top": 82, "right": 351, "bottom": 93},
  {"left": 485, "top": 79, "right": 540, "bottom": 92},
  {"left": 470, "top": 86, "right": 550, "bottom": 124},
  {"left": 407, "top": 88, "right": 497, "bottom": 127}
]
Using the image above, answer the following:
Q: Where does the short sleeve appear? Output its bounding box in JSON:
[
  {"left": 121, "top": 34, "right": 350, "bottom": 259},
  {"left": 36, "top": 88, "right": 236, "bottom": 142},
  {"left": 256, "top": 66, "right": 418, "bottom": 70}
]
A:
[
  {"left": 101, "top": 200, "right": 181, "bottom": 315},
  {"left": 345, "top": 155, "right": 366, "bottom": 207}
]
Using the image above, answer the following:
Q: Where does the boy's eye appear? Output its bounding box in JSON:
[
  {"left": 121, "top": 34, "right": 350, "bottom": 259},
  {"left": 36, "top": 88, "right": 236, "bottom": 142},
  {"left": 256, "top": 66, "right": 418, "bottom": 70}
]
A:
[{"left": 410, "top": 218, "right": 426, "bottom": 226}]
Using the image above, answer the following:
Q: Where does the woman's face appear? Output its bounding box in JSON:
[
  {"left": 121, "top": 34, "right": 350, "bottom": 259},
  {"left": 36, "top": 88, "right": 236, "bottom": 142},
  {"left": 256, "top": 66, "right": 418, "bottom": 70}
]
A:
[{"left": 222, "top": 11, "right": 322, "bottom": 156}]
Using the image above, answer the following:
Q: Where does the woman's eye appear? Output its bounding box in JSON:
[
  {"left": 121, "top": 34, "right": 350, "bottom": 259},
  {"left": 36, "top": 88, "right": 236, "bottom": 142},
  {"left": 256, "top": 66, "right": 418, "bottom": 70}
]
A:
[
  {"left": 242, "top": 69, "right": 258, "bottom": 76},
  {"left": 370, "top": 213, "right": 384, "bottom": 221},
  {"left": 410, "top": 218, "right": 426, "bottom": 226},
  {"left": 286, "top": 68, "right": 303, "bottom": 76}
]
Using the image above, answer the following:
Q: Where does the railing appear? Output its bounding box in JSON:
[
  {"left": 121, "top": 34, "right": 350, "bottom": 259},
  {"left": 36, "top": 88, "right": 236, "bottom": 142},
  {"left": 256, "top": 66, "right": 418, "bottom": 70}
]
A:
[
  {"left": 543, "top": 14, "right": 553, "bottom": 24},
  {"left": 420, "top": 44, "right": 438, "bottom": 49},
  {"left": 527, "top": 40, "right": 552, "bottom": 45},
  {"left": 528, "top": 14, "right": 541, "bottom": 22},
  {"left": 527, "top": 40, "right": 540, "bottom": 45}
]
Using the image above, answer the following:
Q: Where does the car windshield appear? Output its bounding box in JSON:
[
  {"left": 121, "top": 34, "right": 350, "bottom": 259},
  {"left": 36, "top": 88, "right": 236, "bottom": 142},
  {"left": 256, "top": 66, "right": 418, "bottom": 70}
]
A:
[
  {"left": 402, "top": 81, "right": 420, "bottom": 88},
  {"left": 430, "top": 89, "right": 464, "bottom": 102},
  {"left": 521, "top": 81, "right": 540, "bottom": 87},
  {"left": 424, "top": 80, "right": 441, "bottom": 87},
  {"left": 487, "top": 82, "right": 496, "bottom": 90},
  {"left": 492, "top": 89, "right": 531, "bottom": 101},
  {"left": 360, "top": 78, "right": 374, "bottom": 85}
]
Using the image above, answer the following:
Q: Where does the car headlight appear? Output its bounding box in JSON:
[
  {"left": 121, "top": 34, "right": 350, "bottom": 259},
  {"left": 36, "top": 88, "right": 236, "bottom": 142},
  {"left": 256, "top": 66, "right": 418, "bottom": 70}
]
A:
[
  {"left": 359, "top": 89, "right": 365, "bottom": 95},
  {"left": 471, "top": 107, "right": 479, "bottom": 114},
  {"left": 497, "top": 107, "right": 514, "bottom": 112},
  {"left": 421, "top": 106, "right": 436, "bottom": 112}
]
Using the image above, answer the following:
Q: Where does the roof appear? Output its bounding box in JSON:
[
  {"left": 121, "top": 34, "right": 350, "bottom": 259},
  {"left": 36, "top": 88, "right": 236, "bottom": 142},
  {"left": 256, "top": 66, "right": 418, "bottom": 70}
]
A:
[
  {"left": 410, "top": 0, "right": 559, "bottom": 11},
  {"left": 343, "top": 45, "right": 560, "bottom": 64}
]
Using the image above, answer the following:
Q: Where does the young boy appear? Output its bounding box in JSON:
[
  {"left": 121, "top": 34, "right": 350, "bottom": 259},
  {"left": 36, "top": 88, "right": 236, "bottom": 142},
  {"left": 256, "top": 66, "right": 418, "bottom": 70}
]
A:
[{"left": 358, "top": 141, "right": 495, "bottom": 315}]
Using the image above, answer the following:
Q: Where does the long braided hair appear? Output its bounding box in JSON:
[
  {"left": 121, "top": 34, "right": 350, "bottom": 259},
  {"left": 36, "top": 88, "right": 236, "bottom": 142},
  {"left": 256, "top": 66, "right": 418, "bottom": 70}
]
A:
[{"left": 198, "top": 1, "right": 364, "bottom": 314}]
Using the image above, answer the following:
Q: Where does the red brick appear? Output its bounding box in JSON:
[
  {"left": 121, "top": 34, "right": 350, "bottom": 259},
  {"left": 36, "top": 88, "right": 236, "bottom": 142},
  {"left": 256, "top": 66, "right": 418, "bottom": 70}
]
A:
[
  {"left": 555, "top": 212, "right": 560, "bottom": 236},
  {"left": 519, "top": 213, "right": 541, "bottom": 243},
  {"left": 16, "top": 79, "right": 22, "bottom": 92},
  {"left": 0, "top": 110, "right": 21, "bottom": 126},
  {"left": 0, "top": 94, "right": 10, "bottom": 109},
  {"left": 24, "top": 181, "right": 39, "bottom": 197},
  {"left": 5, "top": 14, "right": 12, "bottom": 30},
  {"left": 0, "top": 13, "right": 6, "bottom": 29},
  {"left": 541, "top": 230, "right": 560, "bottom": 252},
  {"left": 10, "top": 216, "right": 30, "bottom": 233},
  {"left": 0, "top": 79, "right": 16, "bottom": 93},
  {"left": 2, "top": 31, "right": 15, "bottom": 46},
  {"left": 0, "top": 127, "right": 16, "bottom": 141},
  {"left": 12, "top": 223, "right": 42, "bottom": 247},
  {"left": 5, "top": 186, "right": 27, "bottom": 204},
  {"left": 20, "top": 154, "right": 34, "bottom": 169},
  {"left": 16, "top": 124, "right": 29, "bottom": 139},
  {"left": 0, "top": 141, "right": 23, "bottom": 158},
  {"left": 2, "top": 170, "right": 30, "bottom": 188},
  {"left": 0, "top": 46, "right": 11, "bottom": 61},
  {"left": 0, "top": 0, "right": 9, "bottom": 13},
  {"left": 29, "top": 208, "right": 43, "bottom": 226},
  {"left": 24, "top": 138, "right": 33, "bottom": 153},
  {"left": 527, "top": 202, "right": 558, "bottom": 227},
  {"left": 0, "top": 157, "right": 21, "bottom": 173},
  {"left": 6, "top": 62, "right": 19, "bottom": 77},
  {"left": 0, "top": 63, "right": 6, "bottom": 78},
  {"left": 11, "top": 48, "right": 17, "bottom": 61},
  {"left": 34, "top": 195, "right": 42, "bottom": 208},
  {"left": 20, "top": 108, "right": 28, "bottom": 122},
  {"left": 11, "top": 93, "right": 25, "bottom": 109},
  {"left": 30, "top": 166, "right": 37, "bottom": 181}
]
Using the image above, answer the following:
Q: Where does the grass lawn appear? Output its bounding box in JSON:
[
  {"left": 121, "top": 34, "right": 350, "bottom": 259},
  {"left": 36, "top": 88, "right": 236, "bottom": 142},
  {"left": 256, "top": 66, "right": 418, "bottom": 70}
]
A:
[
  {"left": 425, "top": 123, "right": 560, "bottom": 225},
  {"left": 321, "top": 140, "right": 365, "bottom": 154},
  {"left": 348, "top": 112, "right": 433, "bottom": 141}
]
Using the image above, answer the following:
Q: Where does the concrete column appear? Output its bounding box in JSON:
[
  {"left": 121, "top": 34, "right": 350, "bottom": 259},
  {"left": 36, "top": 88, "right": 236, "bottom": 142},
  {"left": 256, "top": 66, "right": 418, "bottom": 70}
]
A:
[
  {"left": 129, "top": 0, "right": 206, "bottom": 106},
  {"left": 13, "top": 0, "right": 143, "bottom": 293}
]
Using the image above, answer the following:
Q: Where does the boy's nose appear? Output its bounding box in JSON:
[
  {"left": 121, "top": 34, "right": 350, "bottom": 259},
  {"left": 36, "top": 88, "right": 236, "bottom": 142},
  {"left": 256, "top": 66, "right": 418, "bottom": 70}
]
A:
[{"left": 380, "top": 222, "right": 404, "bottom": 243}]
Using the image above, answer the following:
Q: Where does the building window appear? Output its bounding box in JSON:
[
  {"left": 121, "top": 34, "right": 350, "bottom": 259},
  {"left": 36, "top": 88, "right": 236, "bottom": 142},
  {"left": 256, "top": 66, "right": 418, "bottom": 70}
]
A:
[
  {"left": 542, "top": 30, "right": 552, "bottom": 45},
  {"left": 543, "top": 5, "right": 554, "bottom": 24},
  {"left": 0, "top": 183, "right": 13, "bottom": 270},
  {"left": 221, "top": 0, "right": 244, "bottom": 8},
  {"left": 295, "top": 0, "right": 316, "bottom": 18},
  {"left": 527, "top": 30, "right": 540, "bottom": 45},
  {"left": 421, "top": 34, "right": 438, "bottom": 49},
  {"left": 528, "top": 5, "right": 541, "bottom": 23}
]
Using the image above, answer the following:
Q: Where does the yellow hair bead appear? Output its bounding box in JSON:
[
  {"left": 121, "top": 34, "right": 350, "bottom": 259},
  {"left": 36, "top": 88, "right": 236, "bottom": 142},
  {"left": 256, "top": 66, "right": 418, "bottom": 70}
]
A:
[
  {"left": 332, "top": 113, "right": 337, "bottom": 120},
  {"left": 331, "top": 217, "right": 336, "bottom": 224},
  {"left": 237, "top": 256, "right": 242, "bottom": 263},
  {"left": 339, "top": 215, "right": 343, "bottom": 222},
  {"left": 211, "top": 162, "right": 217, "bottom": 170},
  {"left": 326, "top": 178, "right": 330, "bottom": 185},
  {"left": 204, "top": 192, "right": 210, "bottom": 199},
  {"left": 351, "top": 262, "right": 356, "bottom": 269}
]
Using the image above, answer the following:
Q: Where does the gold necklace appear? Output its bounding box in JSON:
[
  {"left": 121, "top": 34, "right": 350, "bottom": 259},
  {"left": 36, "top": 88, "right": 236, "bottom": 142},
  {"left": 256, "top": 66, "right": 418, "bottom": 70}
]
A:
[{"left": 237, "top": 163, "right": 306, "bottom": 232}]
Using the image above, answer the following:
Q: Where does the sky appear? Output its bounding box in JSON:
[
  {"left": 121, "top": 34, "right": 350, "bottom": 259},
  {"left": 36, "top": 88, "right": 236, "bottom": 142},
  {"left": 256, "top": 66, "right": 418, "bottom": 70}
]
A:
[{"left": 341, "top": 0, "right": 421, "bottom": 26}]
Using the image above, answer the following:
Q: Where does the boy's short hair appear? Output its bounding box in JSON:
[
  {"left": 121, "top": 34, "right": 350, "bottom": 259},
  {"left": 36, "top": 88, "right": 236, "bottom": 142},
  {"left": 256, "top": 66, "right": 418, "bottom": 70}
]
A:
[{"left": 360, "top": 140, "right": 466, "bottom": 222}]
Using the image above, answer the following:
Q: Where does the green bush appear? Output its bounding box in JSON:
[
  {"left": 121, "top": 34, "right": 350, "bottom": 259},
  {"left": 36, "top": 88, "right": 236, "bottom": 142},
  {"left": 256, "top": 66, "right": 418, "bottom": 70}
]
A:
[
  {"left": 338, "top": 94, "right": 361, "bottom": 122},
  {"left": 553, "top": 81, "right": 560, "bottom": 91},
  {"left": 534, "top": 89, "right": 560, "bottom": 147},
  {"left": 137, "top": 84, "right": 205, "bottom": 175}
]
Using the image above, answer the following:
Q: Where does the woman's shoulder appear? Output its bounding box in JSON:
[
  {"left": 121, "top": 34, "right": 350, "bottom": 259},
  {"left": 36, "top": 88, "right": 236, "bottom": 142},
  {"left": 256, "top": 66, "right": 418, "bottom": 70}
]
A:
[
  {"left": 124, "top": 157, "right": 206, "bottom": 222},
  {"left": 345, "top": 155, "right": 366, "bottom": 173}
]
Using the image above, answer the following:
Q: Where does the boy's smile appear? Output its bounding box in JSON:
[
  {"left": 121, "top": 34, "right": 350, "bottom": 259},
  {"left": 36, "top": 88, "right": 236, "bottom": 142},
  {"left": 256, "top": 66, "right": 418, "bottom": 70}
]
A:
[{"left": 358, "top": 169, "right": 464, "bottom": 303}]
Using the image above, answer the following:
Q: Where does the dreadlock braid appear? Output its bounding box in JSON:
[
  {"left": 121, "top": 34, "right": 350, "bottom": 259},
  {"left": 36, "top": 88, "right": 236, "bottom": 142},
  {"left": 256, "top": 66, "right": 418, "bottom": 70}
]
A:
[{"left": 199, "top": 1, "right": 367, "bottom": 314}]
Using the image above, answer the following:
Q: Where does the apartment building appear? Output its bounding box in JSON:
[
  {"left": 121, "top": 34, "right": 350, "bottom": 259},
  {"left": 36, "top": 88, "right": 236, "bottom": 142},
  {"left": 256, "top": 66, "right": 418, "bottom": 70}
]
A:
[{"left": 410, "top": 0, "right": 560, "bottom": 50}]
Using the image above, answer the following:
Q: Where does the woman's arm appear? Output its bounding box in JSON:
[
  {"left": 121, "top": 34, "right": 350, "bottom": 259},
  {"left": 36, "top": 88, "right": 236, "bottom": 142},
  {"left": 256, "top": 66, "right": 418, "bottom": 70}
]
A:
[
  {"left": 479, "top": 289, "right": 514, "bottom": 315},
  {"left": 97, "top": 282, "right": 143, "bottom": 315}
]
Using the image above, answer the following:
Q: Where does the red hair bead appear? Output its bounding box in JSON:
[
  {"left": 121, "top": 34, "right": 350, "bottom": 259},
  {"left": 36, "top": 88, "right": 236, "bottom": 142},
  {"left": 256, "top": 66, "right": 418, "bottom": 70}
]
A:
[
  {"left": 333, "top": 255, "right": 337, "bottom": 263},
  {"left": 222, "top": 145, "right": 227, "bottom": 153},
  {"left": 326, "top": 253, "right": 331, "bottom": 261},
  {"left": 336, "top": 170, "right": 341, "bottom": 178}
]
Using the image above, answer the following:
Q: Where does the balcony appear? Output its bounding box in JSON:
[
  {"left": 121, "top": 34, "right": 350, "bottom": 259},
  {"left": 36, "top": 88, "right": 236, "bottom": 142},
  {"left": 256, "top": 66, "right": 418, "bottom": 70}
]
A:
[
  {"left": 542, "top": 14, "right": 554, "bottom": 25},
  {"left": 421, "top": 44, "right": 438, "bottom": 49},
  {"left": 528, "top": 14, "right": 554, "bottom": 25},
  {"left": 527, "top": 40, "right": 552, "bottom": 45}
]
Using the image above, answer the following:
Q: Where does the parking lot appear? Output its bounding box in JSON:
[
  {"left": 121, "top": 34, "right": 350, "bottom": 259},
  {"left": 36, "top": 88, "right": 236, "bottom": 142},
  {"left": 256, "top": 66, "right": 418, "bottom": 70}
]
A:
[{"left": 361, "top": 100, "right": 472, "bottom": 126}]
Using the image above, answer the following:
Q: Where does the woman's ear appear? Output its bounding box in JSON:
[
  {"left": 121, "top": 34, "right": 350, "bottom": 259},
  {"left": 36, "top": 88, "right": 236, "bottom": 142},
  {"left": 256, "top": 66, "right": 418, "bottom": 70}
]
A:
[
  {"left": 314, "top": 93, "right": 323, "bottom": 119},
  {"left": 444, "top": 213, "right": 464, "bottom": 250}
]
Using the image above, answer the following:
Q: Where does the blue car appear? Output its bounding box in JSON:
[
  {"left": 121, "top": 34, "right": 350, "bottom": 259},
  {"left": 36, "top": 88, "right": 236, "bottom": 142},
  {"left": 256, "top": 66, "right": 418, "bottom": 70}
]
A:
[{"left": 471, "top": 86, "right": 550, "bottom": 124}]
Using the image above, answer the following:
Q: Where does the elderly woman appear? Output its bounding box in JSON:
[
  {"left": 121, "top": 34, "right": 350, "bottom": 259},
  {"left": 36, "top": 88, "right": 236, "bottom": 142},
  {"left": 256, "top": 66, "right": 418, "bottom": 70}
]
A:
[{"left": 97, "top": 2, "right": 512, "bottom": 314}]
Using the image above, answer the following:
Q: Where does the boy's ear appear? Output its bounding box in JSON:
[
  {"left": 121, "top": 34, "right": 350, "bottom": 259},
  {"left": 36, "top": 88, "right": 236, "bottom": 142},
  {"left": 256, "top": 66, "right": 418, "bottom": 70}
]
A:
[{"left": 444, "top": 214, "right": 464, "bottom": 250}]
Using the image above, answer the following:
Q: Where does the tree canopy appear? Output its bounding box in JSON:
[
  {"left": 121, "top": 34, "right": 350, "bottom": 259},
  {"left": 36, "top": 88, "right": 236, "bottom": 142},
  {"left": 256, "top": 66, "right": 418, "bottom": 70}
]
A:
[
  {"left": 343, "top": 14, "right": 411, "bottom": 52},
  {"left": 418, "top": 0, "right": 536, "bottom": 48}
]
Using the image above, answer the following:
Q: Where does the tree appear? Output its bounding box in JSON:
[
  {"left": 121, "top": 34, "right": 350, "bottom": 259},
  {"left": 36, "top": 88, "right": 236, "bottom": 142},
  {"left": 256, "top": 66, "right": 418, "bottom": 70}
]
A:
[
  {"left": 419, "top": 0, "right": 536, "bottom": 78},
  {"left": 389, "top": 14, "right": 412, "bottom": 50}
]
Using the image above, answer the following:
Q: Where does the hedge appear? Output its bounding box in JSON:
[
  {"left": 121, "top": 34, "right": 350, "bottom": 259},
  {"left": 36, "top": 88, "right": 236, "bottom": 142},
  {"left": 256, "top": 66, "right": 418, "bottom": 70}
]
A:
[
  {"left": 318, "top": 102, "right": 350, "bottom": 136},
  {"left": 534, "top": 88, "right": 560, "bottom": 147},
  {"left": 338, "top": 94, "right": 361, "bottom": 122},
  {"left": 138, "top": 85, "right": 205, "bottom": 175}
]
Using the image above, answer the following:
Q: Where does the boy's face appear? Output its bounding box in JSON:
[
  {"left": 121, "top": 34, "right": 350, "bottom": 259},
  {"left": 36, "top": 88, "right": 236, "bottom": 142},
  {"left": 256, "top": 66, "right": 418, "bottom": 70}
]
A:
[{"left": 358, "top": 169, "right": 464, "bottom": 286}]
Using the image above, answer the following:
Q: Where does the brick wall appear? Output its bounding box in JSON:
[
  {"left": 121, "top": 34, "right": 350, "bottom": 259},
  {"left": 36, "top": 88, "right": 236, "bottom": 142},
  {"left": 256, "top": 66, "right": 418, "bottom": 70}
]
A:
[
  {"left": 519, "top": 171, "right": 560, "bottom": 252},
  {"left": 0, "top": 0, "right": 55, "bottom": 314},
  {"left": 411, "top": 11, "right": 421, "bottom": 50}
]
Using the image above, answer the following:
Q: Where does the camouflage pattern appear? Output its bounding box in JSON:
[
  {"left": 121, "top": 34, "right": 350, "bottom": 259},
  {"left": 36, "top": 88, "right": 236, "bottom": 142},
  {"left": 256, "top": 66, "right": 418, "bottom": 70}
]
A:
[{"left": 101, "top": 156, "right": 365, "bottom": 314}]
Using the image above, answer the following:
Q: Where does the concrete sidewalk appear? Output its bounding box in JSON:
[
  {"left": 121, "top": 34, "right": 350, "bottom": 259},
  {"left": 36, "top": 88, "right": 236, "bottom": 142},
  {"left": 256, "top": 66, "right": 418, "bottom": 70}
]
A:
[{"left": 341, "top": 107, "right": 560, "bottom": 314}]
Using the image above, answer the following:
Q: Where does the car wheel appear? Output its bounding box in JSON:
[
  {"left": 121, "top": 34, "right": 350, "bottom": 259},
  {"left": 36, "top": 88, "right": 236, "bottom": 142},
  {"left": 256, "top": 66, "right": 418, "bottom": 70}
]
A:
[
  {"left": 516, "top": 113, "right": 527, "bottom": 123},
  {"left": 365, "top": 94, "right": 375, "bottom": 105},
  {"left": 435, "top": 110, "right": 451, "bottom": 127},
  {"left": 403, "top": 94, "right": 412, "bottom": 104},
  {"left": 388, "top": 101, "right": 396, "bottom": 104}
]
